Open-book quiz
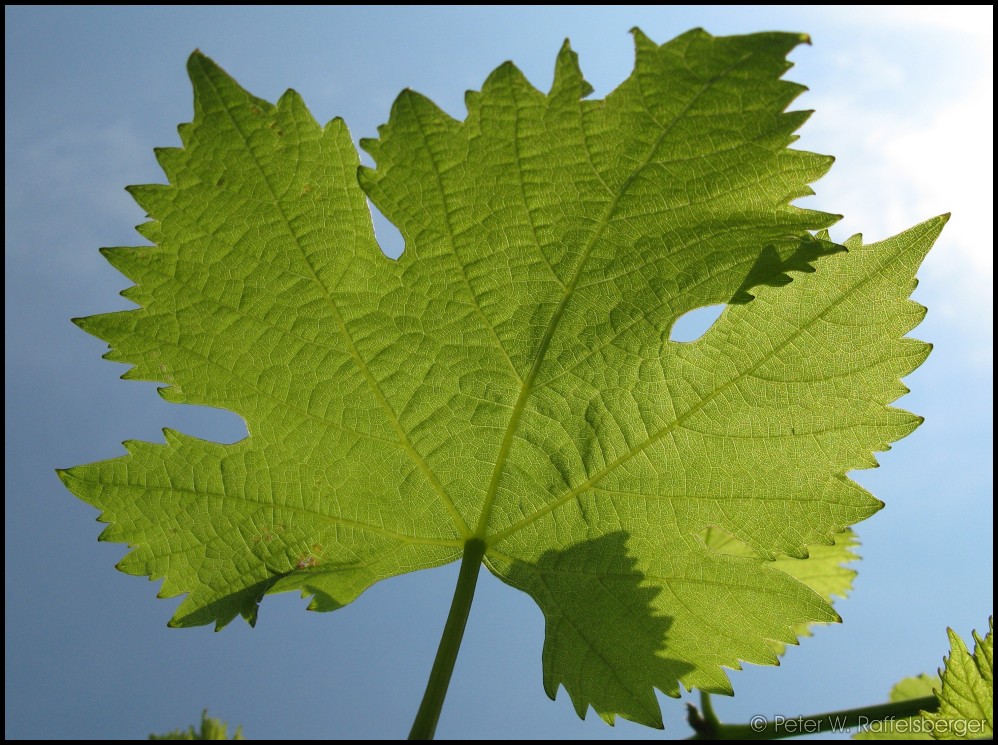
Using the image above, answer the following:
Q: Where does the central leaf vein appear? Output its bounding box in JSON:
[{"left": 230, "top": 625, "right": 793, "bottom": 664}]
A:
[{"left": 474, "top": 53, "right": 757, "bottom": 539}]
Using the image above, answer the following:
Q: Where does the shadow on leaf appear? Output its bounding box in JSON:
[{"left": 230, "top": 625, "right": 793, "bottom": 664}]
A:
[
  {"left": 504, "top": 531, "right": 693, "bottom": 728},
  {"left": 730, "top": 234, "right": 845, "bottom": 305}
]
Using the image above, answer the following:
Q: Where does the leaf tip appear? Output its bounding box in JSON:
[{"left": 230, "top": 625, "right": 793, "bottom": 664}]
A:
[
  {"left": 325, "top": 115, "right": 346, "bottom": 135},
  {"left": 186, "top": 48, "right": 220, "bottom": 74},
  {"left": 552, "top": 36, "right": 593, "bottom": 98},
  {"left": 543, "top": 679, "right": 558, "bottom": 702},
  {"left": 628, "top": 26, "right": 657, "bottom": 51},
  {"left": 597, "top": 710, "right": 617, "bottom": 727},
  {"left": 186, "top": 49, "right": 206, "bottom": 72},
  {"left": 186, "top": 50, "right": 211, "bottom": 78},
  {"left": 156, "top": 385, "right": 181, "bottom": 403},
  {"left": 121, "top": 438, "right": 142, "bottom": 454},
  {"left": 356, "top": 165, "right": 375, "bottom": 190}
]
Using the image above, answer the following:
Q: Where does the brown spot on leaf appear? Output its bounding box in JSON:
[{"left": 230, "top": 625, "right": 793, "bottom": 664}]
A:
[{"left": 296, "top": 555, "right": 320, "bottom": 570}]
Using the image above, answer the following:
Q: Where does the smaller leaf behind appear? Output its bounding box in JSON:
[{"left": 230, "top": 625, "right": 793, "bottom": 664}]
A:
[
  {"left": 704, "top": 526, "right": 860, "bottom": 655},
  {"left": 853, "top": 675, "right": 938, "bottom": 740}
]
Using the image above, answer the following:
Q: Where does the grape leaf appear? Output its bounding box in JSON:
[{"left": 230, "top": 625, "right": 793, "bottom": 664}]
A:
[
  {"left": 853, "top": 674, "right": 938, "bottom": 740},
  {"left": 921, "top": 619, "right": 993, "bottom": 739},
  {"left": 59, "top": 29, "right": 944, "bottom": 728}
]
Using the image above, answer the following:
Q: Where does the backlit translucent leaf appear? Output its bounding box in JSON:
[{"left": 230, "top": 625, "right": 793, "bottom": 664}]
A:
[
  {"left": 704, "top": 526, "right": 859, "bottom": 656},
  {"left": 921, "top": 619, "right": 993, "bottom": 739},
  {"left": 853, "top": 675, "right": 938, "bottom": 740},
  {"left": 60, "top": 29, "right": 943, "bottom": 728}
]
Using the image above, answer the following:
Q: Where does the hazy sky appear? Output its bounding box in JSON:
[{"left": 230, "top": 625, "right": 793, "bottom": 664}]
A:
[{"left": 5, "top": 6, "right": 992, "bottom": 740}]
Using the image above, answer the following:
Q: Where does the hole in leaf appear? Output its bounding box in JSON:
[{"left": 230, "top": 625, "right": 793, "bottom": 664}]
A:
[
  {"left": 669, "top": 304, "right": 725, "bottom": 343},
  {"left": 367, "top": 198, "right": 405, "bottom": 260}
]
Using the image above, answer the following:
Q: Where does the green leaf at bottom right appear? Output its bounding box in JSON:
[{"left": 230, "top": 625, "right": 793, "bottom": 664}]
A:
[
  {"left": 921, "top": 618, "right": 993, "bottom": 740},
  {"left": 856, "top": 618, "right": 993, "bottom": 740}
]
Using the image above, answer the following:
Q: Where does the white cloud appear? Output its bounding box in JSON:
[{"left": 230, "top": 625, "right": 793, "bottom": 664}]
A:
[
  {"left": 796, "top": 9, "right": 993, "bottom": 348},
  {"left": 862, "top": 5, "right": 993, "bottom": 39}
]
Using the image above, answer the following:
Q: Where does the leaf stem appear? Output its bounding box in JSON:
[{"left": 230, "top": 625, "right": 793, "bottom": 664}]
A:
[
  {"left": 408, "top": 538, "right": 486, "bottom": 740},
  {"left": 688, "top": 695, "right": 940, "bottom": 740},
  {"left": 700, "top": 691, "right": 722, "bottom": 731}
]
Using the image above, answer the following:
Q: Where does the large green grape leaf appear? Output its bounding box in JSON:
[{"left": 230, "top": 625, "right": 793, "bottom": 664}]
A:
[{"left": 60, "top": 29, "right": 944, "bottom": 728}]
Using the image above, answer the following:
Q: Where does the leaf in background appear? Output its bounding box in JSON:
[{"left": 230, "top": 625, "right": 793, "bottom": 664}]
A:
[
  {"left": 60, "top": 29, "right": 944, "bottom": 727},
  {"left": 704, "top": 526, "right": 860, "bottom": 656},
  {"left": 853, "top": 675, "right": 938, "bottom": 740}
]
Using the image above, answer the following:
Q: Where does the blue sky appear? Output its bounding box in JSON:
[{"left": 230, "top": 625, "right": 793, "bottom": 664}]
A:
[{"left": 5, "top": 6, "right": 992, "bottom": 740}]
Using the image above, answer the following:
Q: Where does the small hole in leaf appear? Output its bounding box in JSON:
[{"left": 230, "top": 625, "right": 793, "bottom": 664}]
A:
[
  {"left": 669, "top": 304, "right": 725, "bottom": 343},
  {"left": 367, "top": 199, "right": 405, "bottom": 260}
]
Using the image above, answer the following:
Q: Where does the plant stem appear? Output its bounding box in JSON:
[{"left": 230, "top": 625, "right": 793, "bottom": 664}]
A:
[
  {"left": 408, "top": 538, "right": 486, "bottom": 740},
  {"left": 689, "top": 695, "right": 940, "bottom": 740},
  {"left": 699, "top": 692, "right": 720, "bottom": 731},
  {"left": 687, "top": 692, "right": 723, "bottom": 738}
]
